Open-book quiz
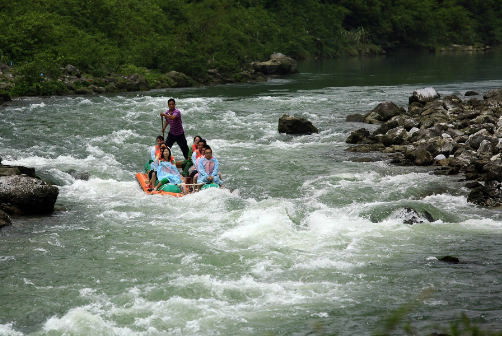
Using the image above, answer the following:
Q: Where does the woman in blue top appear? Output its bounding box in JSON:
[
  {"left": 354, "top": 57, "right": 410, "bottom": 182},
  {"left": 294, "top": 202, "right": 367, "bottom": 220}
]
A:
[{"left": 153, "top": 147, "right": 183, "bottom": 191}]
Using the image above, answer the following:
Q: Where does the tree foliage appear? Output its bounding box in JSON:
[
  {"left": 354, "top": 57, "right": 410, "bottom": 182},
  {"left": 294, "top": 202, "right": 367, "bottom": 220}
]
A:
[{"left": 0, "top": 0, "right": 500, "bottom": 82}]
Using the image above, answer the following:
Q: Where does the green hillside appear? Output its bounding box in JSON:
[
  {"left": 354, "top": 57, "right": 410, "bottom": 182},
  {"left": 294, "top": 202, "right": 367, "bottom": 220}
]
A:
[{"left": 0, "top": 0, "right": 501, "bottom": 95}]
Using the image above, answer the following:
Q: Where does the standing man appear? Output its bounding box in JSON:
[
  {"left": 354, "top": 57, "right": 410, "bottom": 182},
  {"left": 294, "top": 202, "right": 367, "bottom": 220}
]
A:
[{"left": 161, "top": 98, "right": 189, "bottom": 159}]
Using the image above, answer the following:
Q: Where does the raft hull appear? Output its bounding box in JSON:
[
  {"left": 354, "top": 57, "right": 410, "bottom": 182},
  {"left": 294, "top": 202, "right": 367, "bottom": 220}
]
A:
[{"left": 135, "top": 172, "right": 185, "bottom": 197}]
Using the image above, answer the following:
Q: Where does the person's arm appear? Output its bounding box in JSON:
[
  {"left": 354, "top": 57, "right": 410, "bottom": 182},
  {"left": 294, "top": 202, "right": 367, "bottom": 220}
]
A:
[
  {"left": 210, "top": 159, "right": 219, "bottom": 178},
  {"left": 198, "top": 158, "right": 207, "bottom": 178},
  {"left": 160, "top": 110, "right": 179, "bottom": 120}
]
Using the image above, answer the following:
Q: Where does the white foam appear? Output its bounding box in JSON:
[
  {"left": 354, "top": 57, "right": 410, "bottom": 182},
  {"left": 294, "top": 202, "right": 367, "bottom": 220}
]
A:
[{"left": 0, "top": 323, "right": 23, "bottom": 336}]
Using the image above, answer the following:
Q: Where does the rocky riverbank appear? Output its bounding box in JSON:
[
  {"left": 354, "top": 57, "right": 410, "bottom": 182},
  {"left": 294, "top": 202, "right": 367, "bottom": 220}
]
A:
[
  {"left": 0, "top": 159, "right": 59, "bottom": 228},
  {"left": 346, "top": 87, "right": 502, "bottom": 207},
  {"left": 0, "top": 53, "right": 297, "bottom": 102}
]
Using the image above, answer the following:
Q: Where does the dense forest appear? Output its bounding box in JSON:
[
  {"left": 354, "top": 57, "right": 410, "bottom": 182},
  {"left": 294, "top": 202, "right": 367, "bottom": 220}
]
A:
[{"left": 0, "top": 0, "right": 501, "bottom": 95}]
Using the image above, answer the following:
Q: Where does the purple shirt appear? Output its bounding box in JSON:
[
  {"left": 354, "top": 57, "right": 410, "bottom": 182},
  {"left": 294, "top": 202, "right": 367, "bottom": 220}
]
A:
[{"left": 165, "top": 108, "right": 184, "bottom": 135}]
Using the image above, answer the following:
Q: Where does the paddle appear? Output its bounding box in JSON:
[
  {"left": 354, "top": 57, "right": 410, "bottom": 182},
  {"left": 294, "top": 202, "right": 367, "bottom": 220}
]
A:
[{"left": 161, "top": 115, "right": 164, "bottom": 139}]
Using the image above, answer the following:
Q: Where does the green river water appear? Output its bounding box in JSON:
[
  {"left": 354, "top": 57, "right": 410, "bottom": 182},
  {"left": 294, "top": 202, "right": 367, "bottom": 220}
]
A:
[{"left": 0, "top": 51, "right": 502, "bottom": 335}]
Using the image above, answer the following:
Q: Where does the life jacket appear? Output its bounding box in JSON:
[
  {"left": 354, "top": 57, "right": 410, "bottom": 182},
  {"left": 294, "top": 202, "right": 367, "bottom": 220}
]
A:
[
  {"left": 154, "top": 145, "right": 162, "bottom": 161},
  {"left": 155, "top": 156, "right": 175, "bottom": 166},
  {"left": 191, "top": 144, "right": 197, "bottom": 152}
]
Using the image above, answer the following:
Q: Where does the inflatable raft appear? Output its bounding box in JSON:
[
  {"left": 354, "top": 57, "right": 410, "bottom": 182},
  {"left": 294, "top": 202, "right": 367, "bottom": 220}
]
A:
[
  {"left": 135, "top": 172, "right": 220, "bottom": 197},
  {"left": 135, "top": 172, "right": 185, "bottom": 197}
]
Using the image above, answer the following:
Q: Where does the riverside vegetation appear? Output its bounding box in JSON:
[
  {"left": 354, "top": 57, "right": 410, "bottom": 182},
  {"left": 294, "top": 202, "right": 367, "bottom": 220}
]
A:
[{"left": 0, "top": 0, "right": 501, "bottom": 98}]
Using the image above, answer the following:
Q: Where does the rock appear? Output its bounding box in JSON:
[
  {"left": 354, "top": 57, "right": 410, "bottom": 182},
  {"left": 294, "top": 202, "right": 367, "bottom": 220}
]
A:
[
  {"left": 483, "top": 88, "right": 502, "bottom": 101},
  {"left": 349, "top": 157, "right": 378, "bottom": 162},
  {"left": 465, "top": 91, "right": 479, "bottom": 96},
  {"left": 363, "top": 102, "right": 405, "bottom": 124},
  {"left": 409, "top": 87, "right": 440, "bottom": 105},
  {"left": 400, "top": 207, "right": 435, "bottom": 225},
  {"left": 126, "top": 74, "right": 150, "bottom": 91},
  {"left": 443, "top": 95, "right": 463, "bottom": 110},
  {"left": 64, "top": 64, "right": 81, "bottom": 77},
  {"left": 465, "top": 181, "right": 482, "bottom": 188},
  {"left": 477, "top": 139, "right": 495, "bottom": 158},
  {"left": 0, "top": 175, "right": 59, "bottom": 215},
  {"left": 0, "top": 92, "right": 11, "bottom": 105},
  {"left": 166, "top": 71, "right": 194, "bottom": 88},
  {"left": 483, "top": 162, "right": 502, "bottom": 182},
  {"left": 414, "top": 147, "right": 434, "bottom": 166},
  {"left": 467, "top": 186, "right": 496, "bottom": 206},
  {"left": 346, "top": 114, "right": 366, "bottom": 123},
  {"left": 346, "top": 128, "right": 372, "bottom": 144},
  {"left": 0, "top": 165, "right": 36, "bottom": 177},
  {"left": 346, "top": 144, "right": 386, "bottom": 152},
  {"left": 381, "top": 127, "right": 408, "bottom": 146},
  {"left": 438, "top": 256, "right": 460, "bottom": 264},
  {"left": 374, "top": 120, "right": 399, "bottom": 135},
  {"left": 0, "top": 209, "right": 11, "bottom": 228},
  {"left": 278, "top": 114, "right": 318, "bottom": 134},
  {"left": 75, "top": 87, "right": 94, "bottom": 95},
  {"left": 251, "top": 53, "right": 297, "bottom": 75},
  {"left": 465, "top": 129, "right": 496, "bottom": 150},
  {"left": 65, "top": 169, "right": 90, "bottom": 181}
]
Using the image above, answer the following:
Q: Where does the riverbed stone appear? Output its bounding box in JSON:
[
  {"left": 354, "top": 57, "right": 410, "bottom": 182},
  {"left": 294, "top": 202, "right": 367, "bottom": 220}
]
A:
[
  {"left": 363, "top": 101, "right": 405, "bottom": 124},
  {"left": 251, "top": 53, "right": 297, "bottom": 75},
  {"left": 278, "top": 114, "right": 318, "bottom": 134},
  {"left": 483, "top": 88, "right": 502, "bottom": 101},
  {"left": 465, "top": 91, "right": 479, "bottom": 96},
  {"left": 409, "top": 87, "right": 440, "bottom": 105},
  {"left": 0, "top": 175, "right": 59, "bottom": 215},
  {"left": 0, "top": 209, "right": 11, "bottom": 228},
  {"left": 346, "top": 128, "right": 372, "bottom": 144},
  {"left": 346, "top": 114, "right": 366, "bottom": 123}
]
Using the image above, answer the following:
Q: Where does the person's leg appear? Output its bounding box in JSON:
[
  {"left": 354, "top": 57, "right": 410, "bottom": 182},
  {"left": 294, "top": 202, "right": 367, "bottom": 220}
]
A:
[
  {"left": 165, "top": 133, "right": 176, "bottom": 149},
  {"left": 175, "top": 133, "right": 189, "bottom": 159}
]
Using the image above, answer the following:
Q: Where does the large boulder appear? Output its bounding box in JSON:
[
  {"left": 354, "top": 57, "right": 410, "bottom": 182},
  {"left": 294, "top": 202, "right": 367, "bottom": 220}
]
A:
[
  {"left": 166, "top": 71, "right": 194, "bottom": 88},
  {"left": 409, "top": 87, "right": 440, "bottom": 105},
  {"left": 64, "top": 64, "right": 81, "bottom": 77},
  {"left": 363, "top": 102, "right": 405, "bottom": 124},
  {"left": 278, "top": 114, "right": 318, "bottom": 134},
  {"left": 126, "top": 74, "right": 150, "bottom": 91},
  {"left": 252, "top": 53, "right": 298, "bottom": 75},
  {"left": 0, "top": 175, "right": 59, "bottom": 215}
]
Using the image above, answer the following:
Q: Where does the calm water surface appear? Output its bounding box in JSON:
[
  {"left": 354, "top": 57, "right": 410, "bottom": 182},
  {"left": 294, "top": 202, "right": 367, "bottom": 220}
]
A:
[{"left": 0, "top": 51, "right": 502, "bottom": 335}]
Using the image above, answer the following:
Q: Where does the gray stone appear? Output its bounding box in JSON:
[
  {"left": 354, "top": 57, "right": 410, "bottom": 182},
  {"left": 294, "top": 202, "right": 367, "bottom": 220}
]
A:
[
  {"left": 346, "top": 114, "right": 365, "bottom": 123},
  {"left": 278, "top": 114, "right": 318, "bottom": 135},
  {"left": 363, "top": 102, "right": 405, "bottom": 123},
  {"left": 346, "top": 128, "right": 372, "bottom": 144},
  {"left": 409, "top": 87, "right": 440, "bottom": 104},
  {"left": 465, "top": 91, "right": 479, "bottom": 96},
  {"left": 0, "top": 175, "right": 59, "bottom": 215}
]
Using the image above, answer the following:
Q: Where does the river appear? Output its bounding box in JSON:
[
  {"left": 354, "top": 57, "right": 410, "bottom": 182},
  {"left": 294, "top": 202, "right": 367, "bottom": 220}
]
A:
[{"left": 1, "top": 51, "right": 502, "bottom": 335}]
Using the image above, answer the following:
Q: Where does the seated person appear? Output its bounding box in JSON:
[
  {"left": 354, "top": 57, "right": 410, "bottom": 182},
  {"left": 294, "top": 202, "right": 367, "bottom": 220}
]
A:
[
  {"left": 197, "top": 145, "right": 222, "bottom": 186},
  {"left": 189, "top": 139, "right": 206, "bottom": 178},
  {"left": 150, "top": 135, "right": 165, "bottom": 161},
  {"left": 153, "top": 147, "right": 183, "bottom": 191},
  {"left": 181, "top": 135, "right": 202, "bottom": 176}
]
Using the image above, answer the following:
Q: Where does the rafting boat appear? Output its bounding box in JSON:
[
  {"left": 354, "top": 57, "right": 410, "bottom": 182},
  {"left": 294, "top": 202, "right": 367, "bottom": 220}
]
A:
[{"left": 135, "top": 169, "right": 220, "bottom": 197}]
